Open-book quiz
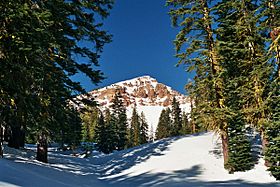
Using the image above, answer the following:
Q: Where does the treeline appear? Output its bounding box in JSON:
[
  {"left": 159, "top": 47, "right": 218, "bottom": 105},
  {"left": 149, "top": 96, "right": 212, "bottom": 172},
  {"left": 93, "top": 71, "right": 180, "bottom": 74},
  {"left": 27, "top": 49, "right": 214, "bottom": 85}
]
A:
[
  {"left": 155, "top": 97, "right": 203, "bottom": 140},
  {"left": 82, "top": 96, "right": 201, "bottom": 155},
  {"left": 168, "top": 0, "right": 279, "bottom": 179},
  {"left": 0, "top": 0, "right": 114, "bottom": 163},
  {"left": 81, "top": 91, "right": 149, "bottom": 154}
]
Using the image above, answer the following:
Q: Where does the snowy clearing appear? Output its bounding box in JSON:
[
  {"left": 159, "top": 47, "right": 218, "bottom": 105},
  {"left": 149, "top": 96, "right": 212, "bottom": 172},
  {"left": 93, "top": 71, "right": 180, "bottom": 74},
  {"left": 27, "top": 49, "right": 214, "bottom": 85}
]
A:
[{"left": 0, "top": 132, "right": 278, "bottom": 187}]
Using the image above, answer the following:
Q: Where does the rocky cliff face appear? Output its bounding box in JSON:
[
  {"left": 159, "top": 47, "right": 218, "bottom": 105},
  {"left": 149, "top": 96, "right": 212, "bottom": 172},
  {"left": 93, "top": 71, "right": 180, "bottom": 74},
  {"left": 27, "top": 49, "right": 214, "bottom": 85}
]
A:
[{"left": 72, "top": 75, "right": 189, "bottom": 109}]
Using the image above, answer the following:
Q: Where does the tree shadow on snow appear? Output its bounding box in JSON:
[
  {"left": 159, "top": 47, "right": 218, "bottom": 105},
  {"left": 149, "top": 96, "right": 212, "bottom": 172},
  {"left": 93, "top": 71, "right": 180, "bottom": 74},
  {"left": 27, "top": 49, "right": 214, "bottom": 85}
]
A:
[
  {"left": 92, "top": 135, "right": 184, "bottom": 177},
  {"left": 102, "top": 164, "right": 279, "bottom": 187}
]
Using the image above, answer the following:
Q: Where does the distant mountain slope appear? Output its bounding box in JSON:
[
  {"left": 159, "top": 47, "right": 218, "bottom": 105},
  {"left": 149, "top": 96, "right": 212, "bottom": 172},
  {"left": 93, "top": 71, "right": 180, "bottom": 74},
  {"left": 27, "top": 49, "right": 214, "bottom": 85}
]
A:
[{"left": 71, "top": 76, "right": 191, "bottom": 133}]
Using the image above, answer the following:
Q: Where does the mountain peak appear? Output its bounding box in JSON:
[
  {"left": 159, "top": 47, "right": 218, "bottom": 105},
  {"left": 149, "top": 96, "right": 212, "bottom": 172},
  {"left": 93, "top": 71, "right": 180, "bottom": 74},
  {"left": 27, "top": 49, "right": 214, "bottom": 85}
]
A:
[
  {"left": 72, "top": 75, "right": 189, "bottom": 110},
  {"left": 83, "top": 75, "right": 189, "bottom": 108}
]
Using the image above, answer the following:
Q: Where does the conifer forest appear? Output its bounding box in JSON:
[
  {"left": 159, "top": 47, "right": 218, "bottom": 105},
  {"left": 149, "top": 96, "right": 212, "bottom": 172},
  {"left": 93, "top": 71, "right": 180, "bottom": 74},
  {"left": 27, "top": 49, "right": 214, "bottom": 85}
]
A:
[{"left": 0, "top": 0, "right": 279, "bottom": 185}]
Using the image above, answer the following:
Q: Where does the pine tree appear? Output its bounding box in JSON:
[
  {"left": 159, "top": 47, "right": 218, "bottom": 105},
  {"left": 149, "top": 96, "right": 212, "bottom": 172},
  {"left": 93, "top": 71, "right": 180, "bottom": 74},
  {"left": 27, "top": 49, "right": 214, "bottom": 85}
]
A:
[
  {"left": 168, "top": 0, "right": 229, "bottom": 165},
  {"left": 215, "top": 0, "right": 262, "bottom": 172},
  {"left": 80, "top": 107, "right": 99, "bottom": 142},
  {"left": 156, "top": 108, "right": 171, "bottom": 140},
  {"left": 139, "top": 112, "right": 149, "bottom": 144},
  {"left": 0, "top": 0, "right": 113, "bottom": 162},
  {"left": 57, "top": 107, "right": 82, "bottom": 148},
  {"left": 95, "top": 112, "right": 107, "bottom": 153},
  {"left": 130, "top": 108, "right": 140, "bottom": 147},
  {"left": 181, "top": 112, "right": 191, "bottom": 135},
  {"left": 110, "top": 91, "right": 128, "bottom": 150},
  {"left": 259, "top": 1, "right": 280, "bottom": 179},
  {"left": 95, "top": 109, "right": 115, "bottom": 154},
  {"left": 265, "top": 120, "right": 280, "bottom": 180},
  {"left": 171, "top": 97, "right": 182, "bottom": 136},
  {"left": 226, "top": 114, "right": 253, "bottom": 173}
]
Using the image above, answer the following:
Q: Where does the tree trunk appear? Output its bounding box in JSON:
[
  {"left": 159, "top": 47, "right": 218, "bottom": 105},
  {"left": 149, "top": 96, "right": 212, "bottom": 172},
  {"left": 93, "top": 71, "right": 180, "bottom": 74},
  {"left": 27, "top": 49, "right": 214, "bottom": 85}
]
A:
[
  {"left": 0, "top": 142, "right": 3, "bottom": 158},
  {"left": 221, "top": 133, "right": 229, "bottom": 166},
  {"left": 260, "top": 128, "right": 269, "bottom": 166},
  {"left": 8, "top": 126, "right": 25, "bottom": 149},
  {"left": 190, "top": 97, "right": 196, "bottom": 134},
  {"left": 37, "top": 132, "right": 48, "bottom": 163},
  {"left": 0, "top": 125, "right": 3, "bottom": 158}
]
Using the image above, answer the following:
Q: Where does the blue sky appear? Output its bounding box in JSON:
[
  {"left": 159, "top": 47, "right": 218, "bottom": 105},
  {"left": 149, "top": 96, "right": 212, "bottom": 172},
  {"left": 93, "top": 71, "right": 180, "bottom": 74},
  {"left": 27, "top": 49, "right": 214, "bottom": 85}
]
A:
[{"left": 77, "top": 0, "right": 192, "bottom": 94}]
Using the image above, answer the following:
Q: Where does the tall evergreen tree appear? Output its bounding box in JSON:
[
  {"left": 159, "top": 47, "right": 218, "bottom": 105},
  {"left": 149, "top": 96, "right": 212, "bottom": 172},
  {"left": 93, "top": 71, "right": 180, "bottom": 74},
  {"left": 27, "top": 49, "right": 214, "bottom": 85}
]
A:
[
  {"left": 95, "top": 112, "right": 107, "bottom": 153},
  {"left": 171, "top": 97, "right": 182, "bottom": 136},
  {"left": 215, "top": 0, "right": 262, "bottom": 172},
  {"left": 259, "top": 0, "right": 280, "bottom": 179},
  {"left": 0, "top": 0, "right": 113, "bottom": 162},
  {"left": 130, "top": 107, "right": 140, "bottom": 147},
  {"left": 110, "top": 91, "right": 128, "bottom": 150},
  {"left": 181, "top": 112, "right": 191, "bottom": 135},
  {"left": 139, "top": 112, "right": 149, "bottom": 144},
  {"left": 167, "top": 0, "right": 229, "bottom": 165},
  {"left": 80, "top": 107, "right": 99, "bottom": 142},
  {"left": 226, "top": 114, "right": 253, "bottom": 173},
  {"left": 156, "top": 108, "right": 171, "bottom": 140},
  {"left": 95, "top": 108, "right": 115, "bottom": 154},
  {"left": 264, "top": 119, "right": 280, "bottom": 180}
]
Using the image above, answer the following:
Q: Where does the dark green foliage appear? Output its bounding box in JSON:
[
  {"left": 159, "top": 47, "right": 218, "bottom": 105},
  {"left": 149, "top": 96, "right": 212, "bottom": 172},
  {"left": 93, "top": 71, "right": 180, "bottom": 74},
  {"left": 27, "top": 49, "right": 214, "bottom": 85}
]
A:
[
  {"left": 265, "top": 121, "right": 280, "bottom": 180},
  {"left": 171, "top": 97, "right": 182, "bottom": 136},
  {"left": 129, "top": 108, "right": 140, "bottom": 147},
  {"left": 0, "top": 0, "right": 113, "bottom": 162},
  {"left": 139, "top": 112, "right": 149, "bottom": 144},
  {"left": 225, "top": 114, "right": 253, "bottom": 173},
  {"left": 156, "top": 108, "right": 171, "bottom": 140},
  {"left": 110, "top": 91, "right": 128, "bottom": 150},
  {"left": 58, "top": 108, "right": 82, "bottom": 147},
  {"left": 180, "top": 112, "right": 192, "bottom": 135},
  {"left": 81, "top": 107, "right": 99, "bottom": 142},
  {"left": 265, "top": 79, "right": 280, "bottom": 179},
  {"left": 215, "top": 0, "right": 266, "bottom": 172},
  {"left": 95, "top": 108, "right": 116, "bottom": 154},
  {"left": 258, "top": 0, "right": 280, "bottom": 179},
  {"left": 128, "top": 109, "right": 149, "bottom": 147},
  {"left": 168, "top": 0, "right": 276, "bottom": 174},
  {"left": 95, "top": 112, "right": 109, "bottom": 154},
  {"left": 167, "top": 0, "right": 227, "bottom": 135}
]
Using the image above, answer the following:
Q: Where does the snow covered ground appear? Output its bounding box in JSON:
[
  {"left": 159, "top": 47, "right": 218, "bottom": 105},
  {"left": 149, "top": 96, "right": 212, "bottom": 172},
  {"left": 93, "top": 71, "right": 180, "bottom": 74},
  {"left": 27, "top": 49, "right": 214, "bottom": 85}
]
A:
[{"left": 0, "top": 132, "right": 278, "bottom": 187}]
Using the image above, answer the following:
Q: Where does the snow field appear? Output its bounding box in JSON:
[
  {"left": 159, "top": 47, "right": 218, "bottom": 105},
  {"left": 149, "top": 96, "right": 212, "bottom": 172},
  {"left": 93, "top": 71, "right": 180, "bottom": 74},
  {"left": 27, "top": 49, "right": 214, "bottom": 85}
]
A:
[{"left": 0, "top": 132, "right": 278, "bottom": 187}]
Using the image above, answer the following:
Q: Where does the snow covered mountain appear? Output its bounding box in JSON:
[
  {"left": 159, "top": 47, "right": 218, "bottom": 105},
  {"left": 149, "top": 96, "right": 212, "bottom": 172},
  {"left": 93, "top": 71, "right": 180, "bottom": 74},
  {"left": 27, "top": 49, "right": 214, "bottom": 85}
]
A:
[
  {"left": 71, "top": 76, "right": 191, "bottom": 133},
  {"left": 74, "top": 75, "right": 190, "bottom": 108}
]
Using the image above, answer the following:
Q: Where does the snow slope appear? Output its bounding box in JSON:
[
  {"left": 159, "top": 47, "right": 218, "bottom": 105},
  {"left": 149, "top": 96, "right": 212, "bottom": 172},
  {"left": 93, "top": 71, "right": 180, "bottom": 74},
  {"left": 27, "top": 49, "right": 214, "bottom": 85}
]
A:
[
  {"left": 126, "top": 103, "right": 191, "bottom": 138},
  {"left": 0, "top": 132, "right": 278, "bottom": 187}
]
